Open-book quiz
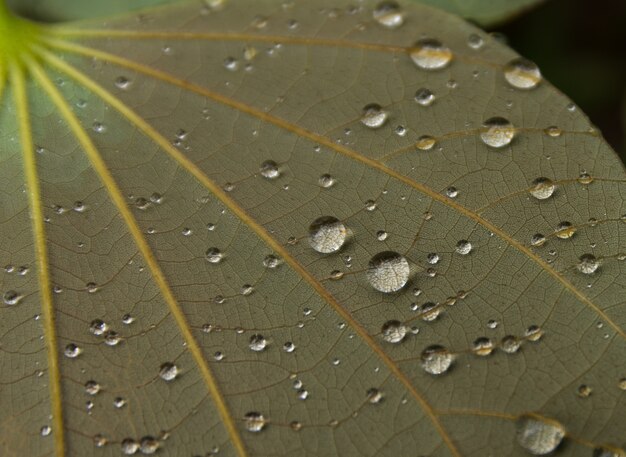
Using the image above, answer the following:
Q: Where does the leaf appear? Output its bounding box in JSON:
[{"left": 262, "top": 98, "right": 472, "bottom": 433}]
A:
[
  {"left": 409, "top": 0, "right": 547, "bottom": 26},
  {"left": 0, "top": 0, "right": 625, "bottom": 456}
]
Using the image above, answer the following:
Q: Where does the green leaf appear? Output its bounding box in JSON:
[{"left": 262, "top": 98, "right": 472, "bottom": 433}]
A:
[
  {"left": 1, "top": 0, "right": 625, "bottom": 456},
  {"left": 412, "top": 0, "right": 547, "bottom": 26}
]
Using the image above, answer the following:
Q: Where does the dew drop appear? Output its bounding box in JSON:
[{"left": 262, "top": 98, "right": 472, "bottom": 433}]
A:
[
  {"left": 64, "top": 343, "right": 81, "bottom": 358},
  {"left": 455, "top": 240, "right": 472, "bottom": 255},
  {"left": 531, "top": 234, "right": 546, "bottom": 247},
  {"left": 409, "top": 38, "right": 453, "bottom": 70},
  {"left": 593, "top": 446, "right": 626, "bottom": 457},
  {"left": 113, "top": 397, "right": 126, "bottom": 408},
  {"left": 159, "top": 362, "right": 178, "bottom": 381},
  {"left": 89, "top": 319, "right": 108, "bottom": 336},
  {"left": 290, "top": 421, "right": 302, "bottom": 431},
  {"left": 244, "top": 412, "right": 267, "bottom": 432},
  {"left": 420, "top": 345, "right": 453, "bottom": 375},
  {"left": 381, "top": 320, "right": 407, "bottom": 344},
  {"left": 501, "top": 335, "right": 522, "bottom": 353},
  {"left": 93, "top": 434, "right": 107, "bottom": 447},
  {"left": 525, "top": 325, "right": 544, "bottom": 341},
  {"left": 544, "top": 126, "right": 562, "bottom": 137},
  {"left": 373, "top": 1, "right": 404, "bottom": 28},
  {"left": 92, "top": 122, "right": 106, "bottom": 133},
  {"left": 445, "top": 186, "right": 459, "bottom": 198},
  {"left": 205, "top": 247, "right": 223, "bottom": 264},
  {"left": 249, "top": 334, "right": 268, "bottom": 352},
  {"left": 577, "top": 384, "right": 592, "bottom": 398},
  {"left": 318, "top": 173, "right": 335, "bottom": 188},
  {"left": 504, "top": 57, "right": 542, "bottom": 89},
  {"left": 472, "top": 337, "right": 495, "bottom": 356},
  {"left": 555, "top": 221, "right": 576, "bottom": 239},
  {"left": 365, "top": 200, "right": 377, "bottom": 211},
  {"left": 263, "top": 254, "right": 280, "bottom": 269},
  {"left": 577, "top": 254, "right": 599, "bottom": 274},
  {"left": 515, "top": 414, "right": 565, "bottom": 455},
  {"left": 427, "top": 253, "right": 440, "bottom": 265},
  {"left": 139, "top": 436, "right": 159, "bottom": 454},
  {"left": 480, "top": 117, "right": 515, "bottom": 148},
  {"left": 84, "top": 380, "right": 101, "bottom": 395},
  {"left": 416, "top": 135, "right": 436, "bottom": 150},
  {"left": 578, "top": 172, "right": 594, "bottom": 185},
  {"left": 3, "top": 290, "right": 22, "bottom": 306},
  {"left": 467, "top": 33, "right": 484, "bottom": 50},
  {"left": 414, "top": 88, "right": 435, "bottom": 106},
  {"left": 419, "top": 302, "right": 440, "bottom": 321},
  {"left": 104, "top": 331, "right": 122, "bottom": 346},
  {"left": 366, "top": 251, "right": 410, "bottom": 293},
  {"left": 361, "top": 103, "right": 389, "bottom": 129},
  {"left": 121, "top": 438, "right": 139, "bottom": 455},
  {"left": 115, "top": 76, "right": 131, "bottom": 90},
  {"left": 283, "top": 341, "right": 296, "bottom": 353},
  {"left": 308, "top": 216, "right": 347, "bottom": 253},
  {"left": 366, "top": 387, "right": 384, "bottom": 404},
  {"left": 530, "top": 177, "right": 556, "bottom": 200},
  {"left": 260, "top": 160, "right": 280, "bottom": 179}
]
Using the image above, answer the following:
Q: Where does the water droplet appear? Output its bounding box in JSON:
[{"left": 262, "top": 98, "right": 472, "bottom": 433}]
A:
[
  {"left": 318, "top": 173, "right": 335, "bottom": 188},
  {"left": 409, "top": 38, "right": 453, "bottom": 70},
  {"left": 455, "top": 240, "right": 472, "bottom": 255},
  {"left": 373, "top": 1, "right": 404, "bottom": 28},
  {"left": 445, "top": 186, "right": 459, "bottom": 198},
  {"left": 416, "top": 135, "right": 436, "bottom": 150},
  {"left": 139, "top": 436, "right": 159, "bottom": 454},
  {"left": 577, "top": 384, "right": 592, "bottom": 398},
  {"left": 244, "top": 412, "right": 267, "bottom": 432},
  {"left": 395, "top": 125, "right": 407, "bottom": 136},
  {"left": 122, "top": 314, "right": 134, "bottom": 325},
  {"left": 376, "top": 230, "right": 388, "bottom": 241},
  {"left": 263, "top": 254, "right": 280, "bottom": 268},
  {"left": 115, "top": 76, "right": 131, "bottom": 90},
  {"left": 472, "top": 337, "right": 495, "bottom": 356},
  {"left": 85, "top": 380, "right": 101, "bottom": 395},
  {"left": 530, "top": 177, "right": 556, "bottom": 200},
  {"left": 427, "top": 253, "right": 440, "bottom": 264},
  {"left": 308, "top": 216, "right": 347, "bottom": 253},
  {"left": 381, "top": 320, "right": 407, "bottom": 343},
  {"left": 40, "top": 425, "right": 51, "bottom": 437},
  {"left": 260, "top": 160, "right": 280, "bottom": 179},
  {"left": 504, "top": 58, "right": 542, "bottom": 89},
  {"left": 419, "top": 302, "right": 440, "bottom": 321},
  {"left": 290, "top": 421, "right": 302, "bottom": 431},
  {"left": 414, "top": 88, "right": 435, "bottom": 106},
  {"left": 104, "top": 331, "right": 122, "bottom": 346},
  {"left": 593, "top": 446, "right": 626, "bottom": 457},
  {"left": 365, "top": 200, "right": 377, "bottom": 211},
  {"left": 64, "top": 343, "right": 81, "bottom": 358},
  {"left": 205, "top": 247, "right": 223, "bottom": 264},
  {"left": 366, "top": 251, "right": 410, "bottom": 293},
  {"left": 366, "top": 387, "right": 384, "bottom": 404},
  {"left": 544, "top": 126, "right": 562, "bottom": 137},
  {"left": 578, "top": 172, "right": 594, "bottom": 185},
  {"left": 121, "top": 438, "right": 139, "bottom": 455},
  {"left": 618, "top": 378, "right": 626, "bottom": 390},
  {"left": 249, "top": 334, "right": 268, "bottom": 352},
  {"left": 531, "top": 234, "right": 546, "bottom": 247},
  {"left": 525, "top": 325, "right": 544, "bottom": 341},
  {"left": 501, "top": 335, "right": 522, "bottom": 353},
  {"left": 86, "top": 282, "right": 99, "bottom": 293},
  {"left": 93, "top": 434, "right": 107, "bottom": 447},
  {"left": 3, "top": 290, "right": 22, "bottom": 305},
  {"left": 467, "top": 33, "right": 484, "bottom": 50},
  {"left": 516, "top": 414, "right": 565, "bottom": 455},
  {"left": 555, "top": 221, "right": 576, "bottom": 239},
  {"left": 113, "top": 397, "right": 126, "bottom": 408},
  {"left": 283, "top": 341, "right": 296, "bottom": 353},
  {"left": 481, "top": 117, "right": 515, "bottom": 148},
  {"left": 92, "top": 122, "right": 106, "bottom": 133},
  {"left": 89, "top": 319, "right": 108, "bottom": 336},
  {"left": 159, "top": 362, "right": 178, "bottom": 381},
  {"left": 361, "top": 103, "right": 389, "bottom": 129},
  {"left": 420, "top": 345, "right": 453, "bottom": 375},
  {"left": 577, "top": 254, "right": 599, "bottom": 274}
]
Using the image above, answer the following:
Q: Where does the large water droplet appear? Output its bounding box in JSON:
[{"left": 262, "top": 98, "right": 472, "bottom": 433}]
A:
[
  {"left": 373, "top": 1, "right": 404, "bottom": 28},
  {"left": 455, "top": 240, "right": 472, "bottom": 255},
  {"left": 577, "top": 254, "right": 599, "bottom": 274},
  {"left": 480, "top": 117, "right": 515, "bottom": 148},
  {"left": 530, "top": 177, "right": 556, "bottom": 200},
  {"left": 501, "top": 335, "right": 522, "bottom": 353},
  {"left": 139, "top": 436, "right": 159, "bottom": 454},
  {"left": 64, "top": 343, "right": 81, "bottom": 358},
  {"left": 260, "top": 160, "right": 280, "bottom": 179},
  {"left": 308, "top": 216, "right": 347, "bottom": 253},
  {"left": 249, "top": 334, "right": 268, "bottom": 352},
  {"left": 244, "top": 412, "right": 267, "bottom": 432},
  {"left": 381, "top": 320, "right": 407, "bottom": 343},
  {"left": 515, "top": 414, "right": 565, "bottom": 455},
  {"left": 420, "top": 345, "right": 453, "bottom": 375},
  {"left": 366, "top": 251, "right": 410, "bottom": 293},
  {"left": 205, "top": 247, "right": 223, "bottom": 264},
  {"left": 414, "top": 88, "right": 435, "bottom": 106},
  {"left": 3, "top": 290, "right": 22, "bottom": 305},
  {"left": 121, "top": 438, "right": 139, "bottom": 455},
  {"left": 504, "top": 58, "right": 542, "bottom": 89},
  {"left": 361, "top": 103, "right": 389, "bottom": 129},
  {"left": 409, "top": 38, "right": 453, "bottom": 70}
]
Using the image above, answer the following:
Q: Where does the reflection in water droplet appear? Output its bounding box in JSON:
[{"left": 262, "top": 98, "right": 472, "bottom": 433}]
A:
[
  {"left": 409, "top": 38, "right": 453, "bottom": 70},
  {"left": 373, "top": 1, "right": 404, "bottom": 28},
  {"left": 455, "top": 240, "right": 472, "bottom": 255},
  {"left": 366, "top": 387, "right": 384, "bottom": 404},
  {"left": 308, "top": 216, "right": 347, "bottom": 253},
  {"left": 361, "top": 103, "right": 389, "bottom": 129},
  {"left": 260, "top": 160, "right": 280, "bottom": 179},
  {"left": 445, "top": 187, "right": 459, "bottom": 198},
  {"left": 420, "top": 345, "right": 453, "bottom": 375},
  {"left": 381, "top": 320, "right": 407, "bottom": 343},
  {"left": 365, "top": 200, "right": 377, "bottom": 211},
  {"left": 555, "top": 221, "right": 576, "bottom": 239},
  {"left": 504, "top": 58, "right": 542, "bottom": 89},
  {"left": 159, "top": 362, "right": 178, "bottom": 381},
  {"left": 376, "top": 230, "right": 388, "bottom": 241},
  {"left": 366, "top": 252, "right": 410, "bottom": 293},
  {"left": 516, "top": 414, "right": 565, "bottom": 455},
  {"left": 249, "top": 334, "right": 268, "bottom": 352},
  {"left": 481, "top": 117, "right": 515, "bottom": 148},
  {"left": 530, "top": 177, "right": 556, "bottom": 200},
  {"left": 415, "top": 88, "right": 435, "bottom": 106},
  {"left": 244, "top": 412, "right": 267, "bottom": 432},
  {"left": 577, "top": 254, "right": 599, "bottom": 274}
]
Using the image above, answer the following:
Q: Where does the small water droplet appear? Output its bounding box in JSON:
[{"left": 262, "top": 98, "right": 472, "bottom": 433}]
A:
[
  {"left": 481, "top": 117, "right": 515, "bottom": 148},
  {"left": 544, "top": 126, "right": 562, "bottom": 137},
  {"left": 260, "top": 160, "right": 280, "bottom": 179},
  {"left": 244, "top": 412, "right": 267, "bottom": 432},
  {"left": 283, "top": 341, "right": 296, "bottom": 353},
  {"left": 427, "top": 253, "right": 440, "bottom": 265},
  {"left": 577, "top": 254, "right": 599, "bottom": 274},
  {"left": 409, "top": 38, "right": 453, "bottom": 70},
  {"left": 366, "top": 387, "right": 384, "bottom": 404},
  {"left": 115, "top": 76, "right": 131, "bottom": 90},
  {"left": 467, "top": 33, "right": 484, "bottom": 50},
  {"left": 93, "top": 434, "right": 107, "bottom": 447},
  {"left": 365, "top": 200, "right": 377, "bottom": 211},
  {"left": 455, "top": 240, "right": 472, "bottom": 255},
  {"left": 577, "top": 384, "right": 592, "bottom": 398},
  {"left": 531, "top": 234, "right": 546, "bottom": 247},
  {"left": 420, "top": 345, "right": 453, "bottom": 375},
  {"left": 308, "top": 216, "right": 347, "bottom": 253},
  {"left": 121, "top": 438, "right": 139, "bottom": 455},
  {"left": 472, "top": 337, "right": 495, "bottom": 356},
  {"left": 361, "top": 103, "right": 389, "bottom": 129},
  {"left": 104, "top": 331, "right": 122, "bottom": 346},
  {"left": 525, "top": 325, "right": 544, "bottom": 341},
  {"left": 85, "top": 380, "right": 101, "bottom": 395},
  {"left": 263, "top": 254, "right": 281, "bottom": 269},
  {"left": 414, "top": 88, "right": 435, "bottom": 106},
  {"left": 366, "top": 251, "right": 410, "bottom": 293},
  {"left": 159, "top": 362, "right": 178, "bottom": 381},
  {"left": 205, "top": 248, "right": 223, "bottom": 264},
  {"left": 373, "top": 1, "right": 404, "bottom": 28},
  {"left": 416, "top": 135, "right": 436, "bottom": 150},
  {"left": 515, "top": 414, "right": 565, "bottom": 455},
  {"left": 139, "top": 436, "right": 159, "bottom": 454},
  {"left": 40, "top": 425, "right": 52, "bottom": 437},
  {"left": 249, "top": 334, "right": 268, "bottom": 352},
  {"left": 445, "top": 186, "right": 459, "bottom": 198},
  {"left": 530, "top": 177, "right": 556, "bottom": 200},
  {"left": 92, "top": 122, "right": 106, "bottom": 133},
  {"left": 501, "top": 335, "right": 522, "bottom": 353},
  {"left": 89, "top": 319, "right": 108, "bottom": 336},
  {"left": 504, "top": 58, "right": 542, "bottom": 89},
  {"left": 376, "top": 230, "right": 388, "bottom": 241},
  {"left": 555, "top": 221, "right": 576, "bottom": 239},
  {"left": 3, "top": 290, "right": 22, "bottom": 305},
  {"left": 113, "top": 397, "right": 126, "bottom": 408},
  {"left": 318, "top": 173, "right": 335, "bottom": 188},
  {"left": 64, "top": 343, "right": 81, "bottom": 358},
  {"left": 381, "top": 320, "right": 407, "bottom": 343}
]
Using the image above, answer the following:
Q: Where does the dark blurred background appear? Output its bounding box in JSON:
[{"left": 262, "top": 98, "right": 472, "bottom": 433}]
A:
[{"left": 494, "top": 0, "right": 626, "bottom": 163}]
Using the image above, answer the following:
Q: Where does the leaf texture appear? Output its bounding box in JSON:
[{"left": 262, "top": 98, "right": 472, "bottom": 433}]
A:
[{"left": 0, "top": 0, "right": 625, "bottom": 456}]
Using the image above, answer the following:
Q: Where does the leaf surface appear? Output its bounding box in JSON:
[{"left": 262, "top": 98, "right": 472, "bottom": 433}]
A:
[
  {"left": 0, "top": 1, "right": 625, "bottom": 456},
  {"left": 411, "top": 0, "right": 546, "bottom": 26}
]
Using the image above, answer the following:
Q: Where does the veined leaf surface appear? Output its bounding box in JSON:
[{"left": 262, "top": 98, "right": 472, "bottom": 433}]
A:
[{"left": 0, "top": 0, "right": 624, "bottom": 456}]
